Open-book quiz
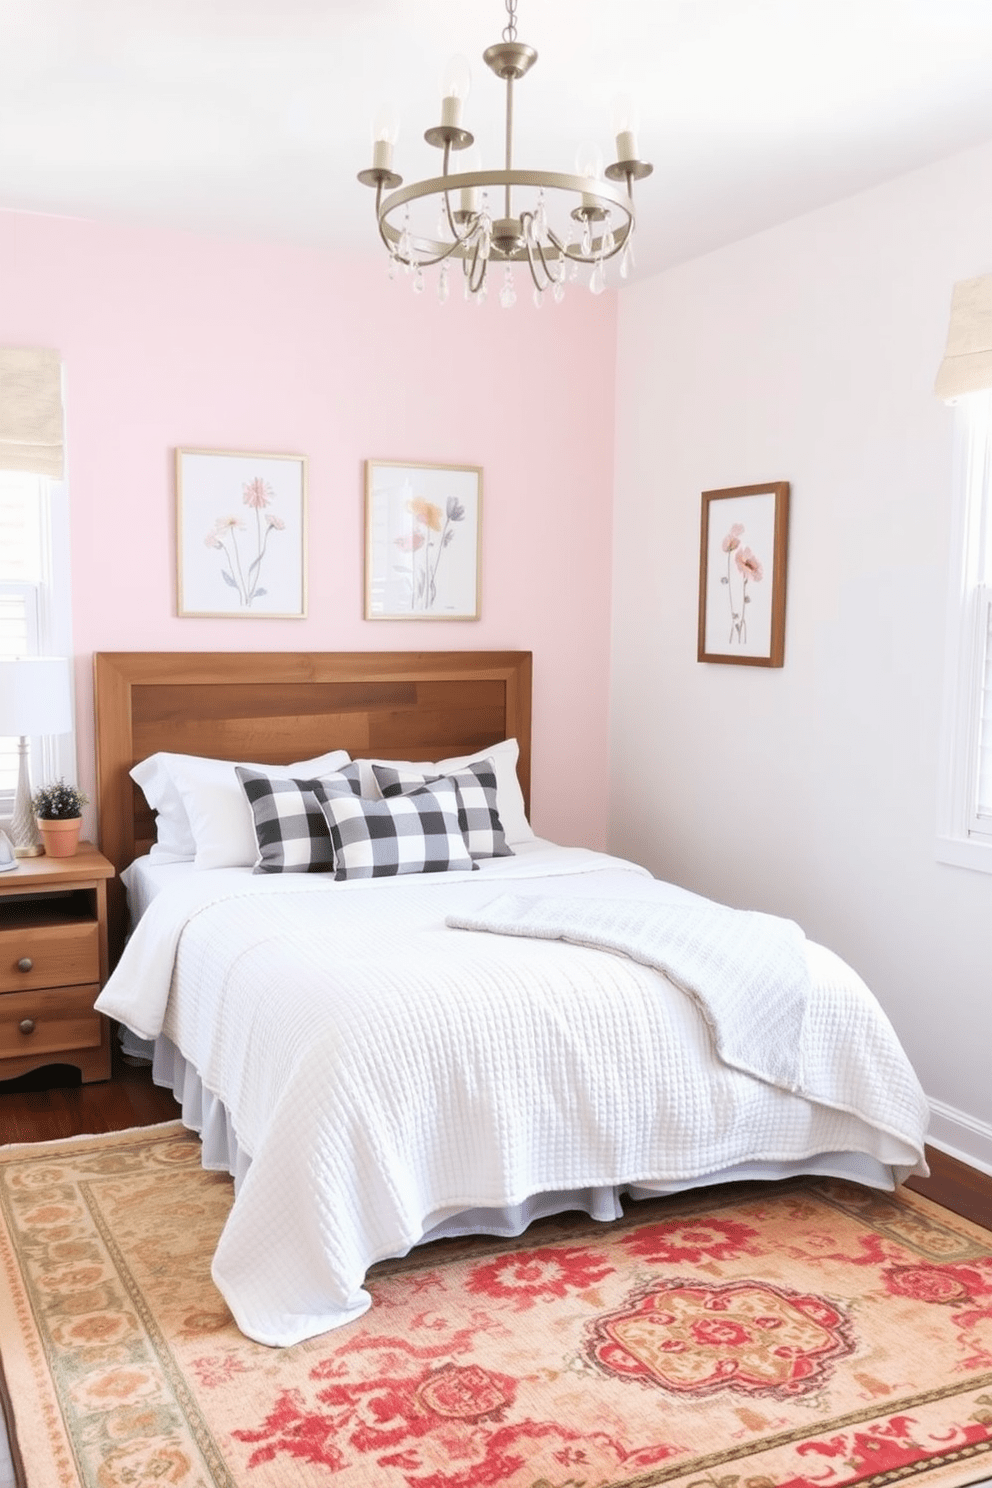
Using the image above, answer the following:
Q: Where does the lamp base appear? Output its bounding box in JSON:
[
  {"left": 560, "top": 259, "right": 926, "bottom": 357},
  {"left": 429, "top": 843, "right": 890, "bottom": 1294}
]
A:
[{"left": 9, "top": 736, "right": 42, "bottom": 856}]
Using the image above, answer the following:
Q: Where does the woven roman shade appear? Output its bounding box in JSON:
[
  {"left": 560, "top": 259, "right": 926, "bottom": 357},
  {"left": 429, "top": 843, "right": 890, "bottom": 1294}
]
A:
[
  {"left": 0, "top": 348, "right": 64, "bottom": 478},
  {"left": 934, "top": 275, "right": 992, "bottom": 400}
]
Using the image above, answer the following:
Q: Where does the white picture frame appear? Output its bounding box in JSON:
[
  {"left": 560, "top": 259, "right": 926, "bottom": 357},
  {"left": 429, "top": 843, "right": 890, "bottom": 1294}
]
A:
[
  {"left": 364, "top": 460, "right": 482, "bottom": 621},
  {"left": 176, "top": 448, "right": 308, "bottom": 618}
]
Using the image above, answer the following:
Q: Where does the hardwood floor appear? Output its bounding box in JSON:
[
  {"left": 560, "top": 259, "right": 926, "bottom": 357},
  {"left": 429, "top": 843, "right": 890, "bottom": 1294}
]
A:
[
  {"left": 908, "top": 1146, "right": 992, "bottom": 1232},
  {"left": 1, "top": 1057, "right": 990, "bottom": 1234},
  {"left": 0, "top": 1050, "right": 181, "bottom": 1145}
]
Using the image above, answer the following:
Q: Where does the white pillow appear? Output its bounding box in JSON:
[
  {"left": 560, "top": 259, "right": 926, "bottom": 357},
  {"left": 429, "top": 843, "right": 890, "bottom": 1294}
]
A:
[
  {"left": 132, "top": 749, "right": 351, "bottom": 868},
  {"left": 355, "top": 737, "right": 534, "bottom": 846},
  {"left": 130, "top": 755, "right": 196, "bottom": 862}
]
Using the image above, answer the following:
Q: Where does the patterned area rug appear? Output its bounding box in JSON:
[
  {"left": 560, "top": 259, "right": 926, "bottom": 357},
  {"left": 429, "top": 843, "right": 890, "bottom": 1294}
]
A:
[{"left": 1, "top": 1123, "right": 992, "bottom": 1488}]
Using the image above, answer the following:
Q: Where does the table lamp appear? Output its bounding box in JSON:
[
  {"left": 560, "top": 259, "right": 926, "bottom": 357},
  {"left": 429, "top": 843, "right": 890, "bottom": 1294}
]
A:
[{"left": 0, "top": 656, "right": 73, "bottom": 856}]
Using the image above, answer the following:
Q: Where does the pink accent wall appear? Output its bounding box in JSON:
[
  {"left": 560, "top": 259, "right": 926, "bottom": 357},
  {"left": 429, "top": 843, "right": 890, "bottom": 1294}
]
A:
[{"left": 0, "top": 209, "right": 618, "bottom": 847}]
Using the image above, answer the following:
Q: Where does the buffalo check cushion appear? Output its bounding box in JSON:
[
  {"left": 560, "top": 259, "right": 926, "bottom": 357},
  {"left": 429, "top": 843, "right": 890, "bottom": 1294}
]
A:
[
  {"left": 371, "top": 759, "right": 513, "bottom": 860},
  {"left": 236, "top": 764, "right": 363, "bottom": 874},
  {"left": 317, "top": 778, "right": 477, "bottom": 880}
]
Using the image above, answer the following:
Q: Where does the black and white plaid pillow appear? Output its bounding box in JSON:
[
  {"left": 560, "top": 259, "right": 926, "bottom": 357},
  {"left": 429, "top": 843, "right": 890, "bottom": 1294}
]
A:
[
  {"left": 371, "top": 759, "right": 513, "bottom": 860},
  {"left": 236, "top": 764, "right": 363, "bottom": 874},
  {"left": 317, "top": 778, "right": 476, "bottom": 880}
]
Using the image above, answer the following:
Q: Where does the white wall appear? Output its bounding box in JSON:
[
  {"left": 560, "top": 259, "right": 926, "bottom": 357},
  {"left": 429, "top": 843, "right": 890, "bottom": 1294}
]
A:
[{"left": 610, "top": 137, "right": 992, "bottom": 1170}]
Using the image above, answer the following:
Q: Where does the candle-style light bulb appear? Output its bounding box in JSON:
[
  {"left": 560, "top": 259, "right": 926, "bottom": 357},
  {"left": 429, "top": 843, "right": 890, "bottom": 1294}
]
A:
[
  {"left": 575, "top": 143, "right": 604, "bottom": 211},
  {"left": 440, "top": 54, "right": 472, "bottom": 129},
  {"left": 575, "top": 142, "right": 604, "bottom": 181},
  {"left": 610, "top": 92, "right": 640, "bottom": 163},
  {"left": 371, "top": 104, "right": 400, "bottom": 172}
]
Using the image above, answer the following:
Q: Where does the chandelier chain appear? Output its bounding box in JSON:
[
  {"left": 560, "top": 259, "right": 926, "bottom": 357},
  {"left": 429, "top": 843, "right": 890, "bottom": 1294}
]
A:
[{"left": 502, "top": 0, "right": 517, "bottom": 44}]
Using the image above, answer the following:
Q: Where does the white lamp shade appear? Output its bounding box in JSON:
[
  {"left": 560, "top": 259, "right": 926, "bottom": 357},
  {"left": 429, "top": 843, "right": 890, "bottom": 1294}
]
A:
[{"left": 0, "top": 657, "right": 73, "bottom": 736}]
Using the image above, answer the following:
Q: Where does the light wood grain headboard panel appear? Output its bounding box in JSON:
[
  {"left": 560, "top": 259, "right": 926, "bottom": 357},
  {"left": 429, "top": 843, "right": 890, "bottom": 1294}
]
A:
[{"left": 94, "top": 650, "right": 532, "bottom": 961}]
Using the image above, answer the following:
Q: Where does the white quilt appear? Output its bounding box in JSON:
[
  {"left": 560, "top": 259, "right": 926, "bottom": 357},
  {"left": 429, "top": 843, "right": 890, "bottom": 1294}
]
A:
[{"left": 96, "top": 843, "right": 929, "bottom": 1347}]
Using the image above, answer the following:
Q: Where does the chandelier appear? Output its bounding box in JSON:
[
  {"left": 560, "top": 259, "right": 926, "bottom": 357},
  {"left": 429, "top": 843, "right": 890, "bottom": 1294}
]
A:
[{"left": 357, "top": 0, "right": 653, "bottom": 307}]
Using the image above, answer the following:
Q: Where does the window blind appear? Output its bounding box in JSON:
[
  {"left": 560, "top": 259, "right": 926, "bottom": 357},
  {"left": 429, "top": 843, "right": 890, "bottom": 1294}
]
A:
[
  {"left": 935, "top": 275, "right": 992, "bottom": 401},
  {"left": 0, "top": 348, "right": 64, "bottom": 479}
]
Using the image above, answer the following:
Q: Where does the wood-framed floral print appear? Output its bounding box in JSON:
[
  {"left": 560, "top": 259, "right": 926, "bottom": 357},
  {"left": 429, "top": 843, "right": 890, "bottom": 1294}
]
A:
[
  {"left": 364, "top": 460, "right": 482, "bottom": 621},
  {"left": 697, "top": 481, "right": 790, "bottom": 667},
  {"left": 176, "top": 449, "right": 308, "bottom": 618}
]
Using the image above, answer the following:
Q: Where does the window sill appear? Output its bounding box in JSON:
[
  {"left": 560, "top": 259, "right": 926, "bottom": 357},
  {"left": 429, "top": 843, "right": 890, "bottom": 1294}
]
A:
[{"left": 936, "top": 834, "right": 992, "bottom": 874}]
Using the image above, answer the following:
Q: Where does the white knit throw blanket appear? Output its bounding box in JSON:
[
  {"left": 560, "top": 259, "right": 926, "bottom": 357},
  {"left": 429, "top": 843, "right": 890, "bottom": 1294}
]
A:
[{"left": 446, "top": 894, "right": 812, "bottom": 1095}]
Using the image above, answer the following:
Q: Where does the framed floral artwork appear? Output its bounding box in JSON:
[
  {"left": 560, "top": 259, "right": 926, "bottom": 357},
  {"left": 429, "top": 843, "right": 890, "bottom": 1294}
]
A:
[
  {"left": 697, "top": 481, "right": 790, "bottom": 667},
  {"left": 364, "top": 460, "right": 482, "bottom": 621},
  {"left": 176, "top": 449, "right": 307, "bottom": 618}
]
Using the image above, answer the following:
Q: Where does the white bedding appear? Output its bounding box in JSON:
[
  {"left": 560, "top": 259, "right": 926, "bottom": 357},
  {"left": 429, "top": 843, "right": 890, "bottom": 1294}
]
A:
[{"left": 98, "top": 843, "right": 929, "bottom": 1347}]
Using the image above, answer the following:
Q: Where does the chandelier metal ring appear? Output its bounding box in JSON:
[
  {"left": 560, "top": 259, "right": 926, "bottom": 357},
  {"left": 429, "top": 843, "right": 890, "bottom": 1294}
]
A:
[{"left": 377, "top": 170, "right": 636, "bottom": 264}]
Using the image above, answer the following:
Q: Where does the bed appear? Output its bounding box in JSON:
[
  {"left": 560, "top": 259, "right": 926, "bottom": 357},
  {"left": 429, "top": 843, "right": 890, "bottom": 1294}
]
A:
[{"left": 92, "top": 650, "right": 930, "bottom": 1348}]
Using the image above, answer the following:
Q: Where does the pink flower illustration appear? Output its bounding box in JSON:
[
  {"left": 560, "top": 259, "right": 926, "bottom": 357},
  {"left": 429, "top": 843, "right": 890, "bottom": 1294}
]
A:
[
  {"left": 395, "top": 531, "right": 426, "bottom": 553},
  {"left": 395, "top": 491, "right": 466, "bottom": 610},
  {"left": 204, "top": 477, "right": 285, "bottom": 607},
  {"left": 720, "top": 523, "right": 764, "bottom": 644},
  {"left": 242, "top": 478, "right": 274, "bottom": 509},
  {"left": 735, "top": 546, "right": 763, "bottom": 581}
]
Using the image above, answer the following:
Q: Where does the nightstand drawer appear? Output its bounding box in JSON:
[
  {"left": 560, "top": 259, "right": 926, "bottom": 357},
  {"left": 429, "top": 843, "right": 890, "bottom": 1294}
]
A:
[
  {"left": 0, "top": 985, "right": 103, "bottom": 1060},
  {"left": 0, "top": 921, "right": 100, "bottom": 993}
]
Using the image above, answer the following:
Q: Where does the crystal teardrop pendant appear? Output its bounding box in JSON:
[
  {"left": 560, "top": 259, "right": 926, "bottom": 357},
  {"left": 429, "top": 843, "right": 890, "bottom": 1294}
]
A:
[
  {"left": 499, "top": 267, "right": 516, "bottom": 309},
  {"left": 552, "top": 281, "right": 565, "bottom": 304},
  {"left": 619, "top": 238, "right": 634, "bottom": 281},
  {"left": 589, "top": 260, "right": 606, "bottom": 295},
  {"left": 438, "top": 266, "right": 449, "bottom": 304},
  {"left": 413, "top": 266, "right": 425, "bottom": 295},
  {"left": 478, "top": 200, "right": 492, "bottom": 261}
]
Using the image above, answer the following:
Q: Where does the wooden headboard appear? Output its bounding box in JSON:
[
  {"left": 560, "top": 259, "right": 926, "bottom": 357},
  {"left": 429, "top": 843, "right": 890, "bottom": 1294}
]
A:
[{"left": 93, "top": 649, "right": 532, "bottom": 960}]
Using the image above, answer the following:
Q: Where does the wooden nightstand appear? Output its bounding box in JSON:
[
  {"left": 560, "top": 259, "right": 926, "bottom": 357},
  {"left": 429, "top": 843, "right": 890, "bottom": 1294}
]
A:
[{"left": 0, "top": 843, "right": 114, "bottom": 1083}]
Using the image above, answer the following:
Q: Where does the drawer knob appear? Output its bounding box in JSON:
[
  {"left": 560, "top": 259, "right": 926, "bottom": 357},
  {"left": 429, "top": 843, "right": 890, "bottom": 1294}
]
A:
[
  {"left": 18, "top": 1019, "right": 35, "bottom": 1035},
  {"left": 16, "top": 957, "right": 33, "bottom": 973}
]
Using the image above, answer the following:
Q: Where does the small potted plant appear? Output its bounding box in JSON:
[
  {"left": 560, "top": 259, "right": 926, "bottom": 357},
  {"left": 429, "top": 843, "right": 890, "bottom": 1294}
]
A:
[{"left": 31, "top": 778, "right": 89, "bottom": 857}]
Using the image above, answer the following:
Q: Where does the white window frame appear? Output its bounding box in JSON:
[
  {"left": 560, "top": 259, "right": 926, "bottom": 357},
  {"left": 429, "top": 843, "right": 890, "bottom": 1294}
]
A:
[
  {"left": 0, "top": 475, "right": 75, "bottom": 820},
  {"left": 936, "top": 389, "right": 992, "bottom": 871}
]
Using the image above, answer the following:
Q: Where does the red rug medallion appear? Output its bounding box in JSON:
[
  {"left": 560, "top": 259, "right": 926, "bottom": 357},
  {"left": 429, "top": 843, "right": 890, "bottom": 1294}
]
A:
[{"left": 588, "top": 1275, "right": 856, "bottom": 1396}]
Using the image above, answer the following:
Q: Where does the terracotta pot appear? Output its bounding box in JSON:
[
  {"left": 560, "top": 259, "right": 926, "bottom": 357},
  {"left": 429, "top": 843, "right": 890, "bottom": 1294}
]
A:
[{"left": 36, "top": 816, "right": 82, "bottom": 857}]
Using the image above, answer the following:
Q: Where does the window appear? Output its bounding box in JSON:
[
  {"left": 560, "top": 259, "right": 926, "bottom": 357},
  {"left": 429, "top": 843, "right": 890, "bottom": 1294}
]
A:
[
  {"left": 937, "top": 389, "right": 992, "bottom": 869},
  {"left": 0, "top": 471, "right": 74, "bottom": 815}
]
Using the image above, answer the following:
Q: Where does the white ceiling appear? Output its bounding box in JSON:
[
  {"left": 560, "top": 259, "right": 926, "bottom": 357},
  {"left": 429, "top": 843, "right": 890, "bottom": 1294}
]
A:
[{"left": 3, "top": 0, "right": 992, "bottom": 282}]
